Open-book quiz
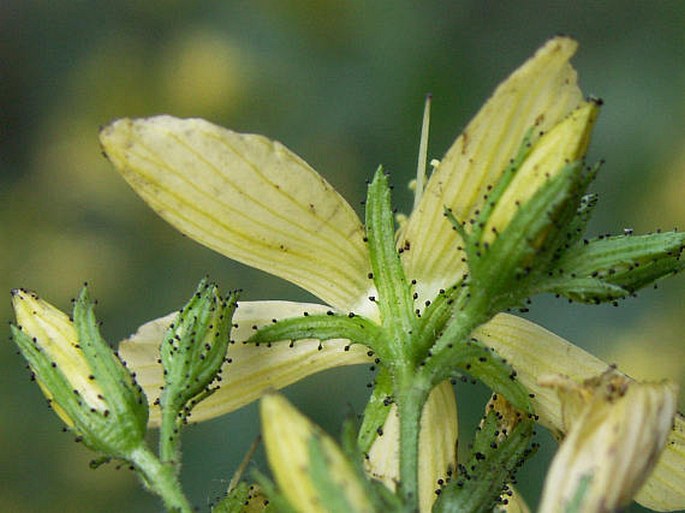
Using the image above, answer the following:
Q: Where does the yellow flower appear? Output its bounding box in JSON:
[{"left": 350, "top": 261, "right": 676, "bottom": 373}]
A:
[
  {"left": 538, "top": 371, "right": 677, "bottom": 513},
  {"left": 99, "top": 37, "right": 685, "bottom": 511}
]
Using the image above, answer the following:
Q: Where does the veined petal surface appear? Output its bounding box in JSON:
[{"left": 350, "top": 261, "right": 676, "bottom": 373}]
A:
[
  {"left": 365, "top": 381, "right": 458, "bottom": 513},
  {"left": 476, "top": 313, "right": 685, "bottom": 511},
  {"left": 400, "top": 37, "right": 583, "bottom": 300},
  {"left": 100, "top": 117, "right": 370, "bottom": 311},
  {"left": 119, "top": 301, "right": 371, "bottom": 425}
]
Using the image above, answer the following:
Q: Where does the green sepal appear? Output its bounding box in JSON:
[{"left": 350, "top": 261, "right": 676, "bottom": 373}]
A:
[
  {"left": 536, "top": 162, "right": 600, "bottom": 266},
  {"left": 427, "top": 336, "right": 531, "bottom": 414},
  {"left": 559, "top": 192, "right": 598, "bottom": 249},
  {"left": 473, "top": 161, "right": 586, "bottom": 309},
  {"left": 463, "top": 127, "right": 535, "bottom": 248},
  {"left": 413, "top": 282, "right": 467, "bottom": 361},
  {"left": 160, "top": 279, "right": 238, "bottom": 420},
  {"left": 542, "top": 231, "right": 685, "bottom": 303},
  {"left": 432, "top": 401, "right": 536, "bottom": 513},
  {"left": 541, "top": 277, "right": 628, "bottom": 303},
  {"left": 308, "top": 435, "right": 365, "bottom": 513},
  {"left": 310, "top": 429, "right": 402, "bottom": 513},
  {"left": 357, "top": 367, "right": 394, "bottom": 453},
  {"left": 365, "top": 167, "right": 417, "bottom": 360},
  {"left": 248, "top": 312, "right": 384, "bottom": 357},
  {"left": 72, "top": 287, "right": 149, "bottom": 452},
  {"left": 10, "top": 324, "right": 116, "bottom": 451},
  {"left": 252, "top": 471, "right": 299, "bottom": 513},
  {"left": 10, "top": 322, "right": 78, "bottom": 415},
  {"left": 211, "top": 482, "right": 269, "bottom": 513}
]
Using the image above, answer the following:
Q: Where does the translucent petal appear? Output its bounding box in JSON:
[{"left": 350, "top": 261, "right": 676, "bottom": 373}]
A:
[
  {"left": 400, "top": 37, "right": 583, "bottom": 301},
  {"left": 365, "top": 381, "right": 458, "bottom": 513},
  {"left": 119, "top": 301, "right": 371, "bottom": 425},
  {"left": 100, "top": 117, "right": 370, "bottom": 311},
  {"left": 476, "top": 313, "right": 685, "bottom": 511}
]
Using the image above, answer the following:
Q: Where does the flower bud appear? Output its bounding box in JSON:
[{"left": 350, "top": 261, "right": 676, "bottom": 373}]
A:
[
  {"left": 481, "top": 101, "right": 598, "bottom": 245},
  {"left": 538, "top": 370, "right": 677, "bottom": 513},
  {"left": 449, "top": 101, "right": 600, "bottom": 308},
  {"left": 11, "top": 287, "right": 148, "bottom": 457},
  {"left": 433, "top": 394, "right": 534, "bottom": 513},
  {"left": 260, "top": 393, "right": 374, "bottom": 513},
  {"left": 159, "top": 279, "right": 238, "bottom": 421}
]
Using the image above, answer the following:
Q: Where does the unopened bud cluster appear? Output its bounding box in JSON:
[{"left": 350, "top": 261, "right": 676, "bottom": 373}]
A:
[{"left": 160, "top": 279, "right": 238, "bottom": 422}]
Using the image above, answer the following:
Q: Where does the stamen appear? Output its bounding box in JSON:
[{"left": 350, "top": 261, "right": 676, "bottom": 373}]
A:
[{"left": 413, "top": 93, "right": 432, "bottom": 211}]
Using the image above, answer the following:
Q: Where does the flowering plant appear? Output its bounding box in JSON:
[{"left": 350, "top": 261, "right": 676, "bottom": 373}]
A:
[{"left": 11, "top": 37, "right": 685, "bottom": 513}]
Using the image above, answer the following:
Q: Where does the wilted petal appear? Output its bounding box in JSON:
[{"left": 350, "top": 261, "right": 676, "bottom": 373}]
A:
[
  {"left": 261, "top": 393, "right": 374, "bottom": 513},
  {"left": 100, "top": 116, "right": 370, "bottom": 311},
  {"left": 476, "top": 313, "right": 685, "bottom": 511},
  {"left": 120, "top": 301, "right": 371, "bottom": 425},
  {"left": 401, "top": 37, "right": 583, "bottom": 301},
  {"left": 365, "top": 381, "right": 458, "bottom": 513},
  {"left": 538, "top": 372, "right": 677, "bottom": 513}
]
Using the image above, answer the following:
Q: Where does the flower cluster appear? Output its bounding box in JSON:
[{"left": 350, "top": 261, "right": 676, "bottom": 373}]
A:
[{"left": 12, "top": 37, "right": 685, "bottom": 512}]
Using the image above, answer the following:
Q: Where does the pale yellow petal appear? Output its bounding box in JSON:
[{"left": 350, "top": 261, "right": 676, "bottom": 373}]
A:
[
  {"left": 401, "top": 37, "right": 583, "bottom": 301},
  {"left": 482, "top": 101, "right": 599, "bottom": 244},
  {"left": 100, "top": 116, "right": 370, "bottom": 311},
  {"left": 634, "top": 415, "right": 685, "bottom": 511},
  {"left": 538, "top": 373, "right": 677, "bottom": 513},
  {"left": 365, "top": 381, "right": 458, "bottom": 513},
  {"left": 11, "top": 289, "right": 107, "bottom": 419},
  {"left": 261, "top": 393, "right": 374, "bottom": 513},
  {"left": 119, "top": 301, "right": 371, "bottom": 425},
  {"left": 476, "top": 313, "right": 685, "bottom": 511},
  {"left": 475, "top": 314, "right": 607, "bottom": 434}
]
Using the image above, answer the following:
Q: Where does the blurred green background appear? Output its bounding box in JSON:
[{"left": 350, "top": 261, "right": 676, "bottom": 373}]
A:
[{"left": 2, "top": 1, "right": 685, "bottom": 512}]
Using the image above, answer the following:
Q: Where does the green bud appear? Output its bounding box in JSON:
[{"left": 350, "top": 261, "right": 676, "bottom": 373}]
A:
[
  {"left": 540, "top": 231, "right": 685, "bottom": 303},
  {"left": 448, "top": 101, "right": 600, "bottom": 311},
  {"left": 433, "top": 395, "right": 535, "bottom": 513},
  {"left": 11, "top": 287, "right": 148, "bottom": 458},
  {"left": 160, "top": 278, "right": 238, "bottom": 422}
]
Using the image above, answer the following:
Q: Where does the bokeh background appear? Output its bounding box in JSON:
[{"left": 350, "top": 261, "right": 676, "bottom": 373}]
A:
[{"left": 2, "top": 2, "right": 685, "bottom": 512}]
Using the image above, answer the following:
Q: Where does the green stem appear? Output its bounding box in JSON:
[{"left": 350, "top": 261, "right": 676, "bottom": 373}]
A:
[
  {"left": 159, "top": 398, "right": 181, "bottom": 468},
  {"left": 129, "top": 444, "right": 193, "bottom": 513},
  {"left": 396, "top": 370, "right": 431, "bottom": 512}
]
